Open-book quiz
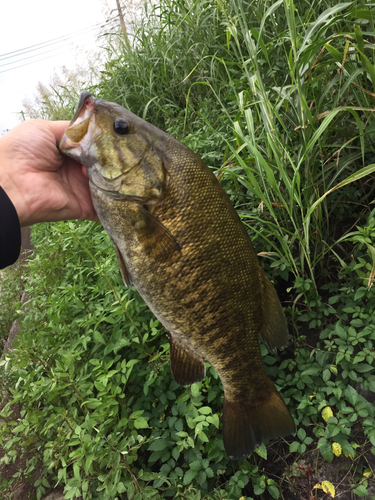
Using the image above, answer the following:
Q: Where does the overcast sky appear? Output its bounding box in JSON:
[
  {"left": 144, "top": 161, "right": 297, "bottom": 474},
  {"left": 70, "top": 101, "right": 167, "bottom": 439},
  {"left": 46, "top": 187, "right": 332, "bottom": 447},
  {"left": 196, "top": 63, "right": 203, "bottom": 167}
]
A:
[{"left": 1, "top": 0, "right": 119, "bottom": 135}]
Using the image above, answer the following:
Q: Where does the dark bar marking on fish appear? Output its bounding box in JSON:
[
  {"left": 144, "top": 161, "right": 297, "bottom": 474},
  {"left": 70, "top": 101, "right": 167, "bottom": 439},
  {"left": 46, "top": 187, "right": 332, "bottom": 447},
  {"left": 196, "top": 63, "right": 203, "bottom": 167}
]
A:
[
  {"left": 112, "top": 135, "right": 128, "bottom": 171},
  {"left": 169, "top": 331, "right": 206, "bottom": 385}
]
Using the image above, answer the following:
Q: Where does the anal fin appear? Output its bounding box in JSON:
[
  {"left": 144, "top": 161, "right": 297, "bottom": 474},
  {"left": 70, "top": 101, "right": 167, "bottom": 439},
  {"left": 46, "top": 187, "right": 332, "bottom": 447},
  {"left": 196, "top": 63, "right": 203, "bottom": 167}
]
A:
[{"left": 169, "top": 332, "right": 206, "bottom": 386}]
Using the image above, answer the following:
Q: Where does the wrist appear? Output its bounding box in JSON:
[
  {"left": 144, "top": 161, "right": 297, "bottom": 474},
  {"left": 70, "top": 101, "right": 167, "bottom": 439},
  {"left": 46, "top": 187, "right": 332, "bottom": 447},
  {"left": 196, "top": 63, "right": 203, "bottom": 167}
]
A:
[{"left": 0, "top": 166, "right": 27, "bottom": 227}]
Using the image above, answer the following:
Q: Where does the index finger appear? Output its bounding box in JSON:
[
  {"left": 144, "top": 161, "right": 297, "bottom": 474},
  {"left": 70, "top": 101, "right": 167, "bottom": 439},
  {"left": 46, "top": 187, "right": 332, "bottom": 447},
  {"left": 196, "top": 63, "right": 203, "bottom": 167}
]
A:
[{"left": 47, "top": 120, "right": 71, "bottom": 143}]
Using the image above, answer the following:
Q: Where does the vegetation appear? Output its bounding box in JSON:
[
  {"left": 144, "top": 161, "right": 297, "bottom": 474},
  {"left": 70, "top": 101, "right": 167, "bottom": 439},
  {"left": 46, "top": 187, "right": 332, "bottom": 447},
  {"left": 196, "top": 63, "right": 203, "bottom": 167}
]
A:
[
  {"left": 1, "top": 0, "right": 375, "bottom": 498},
  {"left": 0, "top": 263, "right": 24, "bottom": 350}
]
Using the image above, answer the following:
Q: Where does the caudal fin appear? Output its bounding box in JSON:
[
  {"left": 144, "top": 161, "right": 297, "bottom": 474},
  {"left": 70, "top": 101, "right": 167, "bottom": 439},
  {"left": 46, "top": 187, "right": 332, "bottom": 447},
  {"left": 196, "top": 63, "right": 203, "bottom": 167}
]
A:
[{"left": 223, "top": 386, "right": 295, "bottom": 460}]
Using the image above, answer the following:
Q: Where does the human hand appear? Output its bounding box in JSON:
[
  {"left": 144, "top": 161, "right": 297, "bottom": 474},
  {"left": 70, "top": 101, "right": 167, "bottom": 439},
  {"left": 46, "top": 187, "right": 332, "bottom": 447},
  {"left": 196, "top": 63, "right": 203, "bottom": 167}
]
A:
[{"left": 0, "top": 119, "right": 98, "bottom": 227}]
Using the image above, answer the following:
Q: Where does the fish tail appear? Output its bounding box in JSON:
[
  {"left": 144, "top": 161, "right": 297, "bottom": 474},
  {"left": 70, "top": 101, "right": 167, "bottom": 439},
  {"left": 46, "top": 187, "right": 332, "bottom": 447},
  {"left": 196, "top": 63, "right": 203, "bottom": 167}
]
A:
[{"left": 222, "top": 385, "right": 295, "bottom": 460}]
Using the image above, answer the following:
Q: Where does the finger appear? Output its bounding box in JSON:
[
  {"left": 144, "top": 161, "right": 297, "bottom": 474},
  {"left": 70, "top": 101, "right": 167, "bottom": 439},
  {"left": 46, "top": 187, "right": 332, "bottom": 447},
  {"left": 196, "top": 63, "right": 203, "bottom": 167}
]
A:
[{"left": 47, "top": 120, "right": 71, "bottom": 142}]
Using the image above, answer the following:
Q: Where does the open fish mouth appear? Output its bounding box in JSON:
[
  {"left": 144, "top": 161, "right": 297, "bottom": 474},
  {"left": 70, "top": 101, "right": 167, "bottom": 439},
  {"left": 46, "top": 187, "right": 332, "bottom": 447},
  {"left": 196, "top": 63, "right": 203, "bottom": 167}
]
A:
[{"left": 59, "top": 92, "right": 100, "bottom": 165}]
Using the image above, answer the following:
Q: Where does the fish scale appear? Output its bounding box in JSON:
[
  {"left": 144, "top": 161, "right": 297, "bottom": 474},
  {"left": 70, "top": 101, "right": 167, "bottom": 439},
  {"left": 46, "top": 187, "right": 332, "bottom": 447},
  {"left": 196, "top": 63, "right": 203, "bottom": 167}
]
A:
[{"left": 59, "top": 91, "right": 296, "bottom": 459}]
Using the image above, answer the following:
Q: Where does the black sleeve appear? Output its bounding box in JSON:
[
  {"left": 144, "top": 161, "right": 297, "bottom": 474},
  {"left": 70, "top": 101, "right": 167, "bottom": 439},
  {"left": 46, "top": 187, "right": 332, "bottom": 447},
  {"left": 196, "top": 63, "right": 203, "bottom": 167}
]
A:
[{"left": 0, "top": 186, "right": 21, "bottom": 269}]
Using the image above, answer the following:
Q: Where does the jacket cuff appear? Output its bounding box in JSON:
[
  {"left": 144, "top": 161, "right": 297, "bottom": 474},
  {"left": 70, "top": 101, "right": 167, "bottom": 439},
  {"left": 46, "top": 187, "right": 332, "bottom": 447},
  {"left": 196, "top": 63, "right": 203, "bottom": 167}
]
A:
[{"left": 0, "top": 186, "right": 21, "bottom": 269}]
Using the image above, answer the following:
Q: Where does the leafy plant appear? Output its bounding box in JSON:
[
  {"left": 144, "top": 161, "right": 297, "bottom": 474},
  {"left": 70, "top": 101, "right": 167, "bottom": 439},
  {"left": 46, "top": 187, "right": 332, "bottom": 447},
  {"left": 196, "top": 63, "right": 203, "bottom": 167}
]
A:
[{"left": 0, "top": 262, "right": 23, "bottom": 354}]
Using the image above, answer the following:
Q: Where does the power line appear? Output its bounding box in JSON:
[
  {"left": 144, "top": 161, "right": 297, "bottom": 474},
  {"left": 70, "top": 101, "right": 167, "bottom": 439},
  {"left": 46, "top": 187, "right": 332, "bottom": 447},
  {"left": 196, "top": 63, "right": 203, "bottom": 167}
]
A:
[
  {"left": 0, "top": 48, "right": 82, "bottom": 74},
  {"left": 0, "top": 18, "right": 122, "bottom": 74},
  {"left": 0, "top": 25, "right": 112, "bottom": 69},
  {"left": 1, "top": 42, "right": 86, "bottom": 69},
  {"left": 0, "top": 15, "right": 120, "bottom": 62}
]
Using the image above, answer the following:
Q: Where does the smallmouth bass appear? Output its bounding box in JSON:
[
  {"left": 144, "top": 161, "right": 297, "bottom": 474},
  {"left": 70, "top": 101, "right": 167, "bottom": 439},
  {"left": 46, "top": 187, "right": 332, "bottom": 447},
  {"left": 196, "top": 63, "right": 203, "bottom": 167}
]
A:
[{"left": 59, "top": 91, "right": 295, "bottom": 459}]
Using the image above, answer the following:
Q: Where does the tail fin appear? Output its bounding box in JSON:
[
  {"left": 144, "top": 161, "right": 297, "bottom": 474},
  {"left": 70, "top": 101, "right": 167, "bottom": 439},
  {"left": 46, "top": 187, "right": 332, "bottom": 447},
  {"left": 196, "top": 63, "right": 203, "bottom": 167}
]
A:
[{"left": 223, "top": 386, "right": 295, "bottom": 460}]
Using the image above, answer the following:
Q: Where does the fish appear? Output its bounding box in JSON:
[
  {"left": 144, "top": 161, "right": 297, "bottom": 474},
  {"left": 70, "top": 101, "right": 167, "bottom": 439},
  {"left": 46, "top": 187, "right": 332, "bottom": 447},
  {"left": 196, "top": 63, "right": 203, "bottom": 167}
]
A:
[{"left": 59, "top": 91, "right": 295, "bottom": 459}]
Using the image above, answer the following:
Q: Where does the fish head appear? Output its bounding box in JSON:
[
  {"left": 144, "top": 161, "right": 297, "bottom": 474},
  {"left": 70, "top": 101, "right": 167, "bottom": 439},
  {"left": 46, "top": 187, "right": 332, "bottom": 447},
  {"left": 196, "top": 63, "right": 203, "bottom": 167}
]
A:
[{"left": 59, "top": 91, "right": 166, "bottom": 202}]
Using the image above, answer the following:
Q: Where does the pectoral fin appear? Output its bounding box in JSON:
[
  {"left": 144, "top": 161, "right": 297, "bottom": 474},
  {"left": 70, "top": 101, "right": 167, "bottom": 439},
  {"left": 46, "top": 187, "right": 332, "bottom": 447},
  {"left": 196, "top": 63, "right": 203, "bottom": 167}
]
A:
[
  {"left": 169, "top": 332, "right": 206, "bottom": 386},
  {"left": 259, "top": 270, "right": 289, "bottom": 351},
  {"left": 133, "top": 206, "right": 180, "bottom": 261},
  {"left": 114, "top": 243, "right": 132, "bottom": 288}
]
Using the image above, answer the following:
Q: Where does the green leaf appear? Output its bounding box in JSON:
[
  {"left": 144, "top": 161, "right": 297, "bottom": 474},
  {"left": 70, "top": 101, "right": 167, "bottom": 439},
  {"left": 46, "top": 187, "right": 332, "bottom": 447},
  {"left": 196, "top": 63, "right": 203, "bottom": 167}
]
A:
[
  {"left": 190, "top": 460, "right": 203, "bottom": 471},
  {"left": 318, "top": 438, "right": 334, "bottom": 462},
  {"left": 134, "top": 417, "right": 149, "bottom": 429},
  {"left": 255, "top": 442, "right": 267, "bottom": 459},
  {"left": 191, "top": 383, "right": 201, "bottom": 398},
  {"left": 267, "top": 480, "right": 280, "bottom": 499},
  {"left": 196, "top": 470, "right": 207, "bottom": 486},
  {"left": 355, "top": 364, "right": 373, "bottom": 373},
  {"left": 345, "top": 385, "right": 359, "bottom": 406},
  {"left": 351, "top": 319, "right": 364, "bottom": 328},
  {"left": 289, "top": 441, "right": 300, "bottom": 453},
  {"left": 366, "top": 429, "right": 375, "bottom": 446},
  {"left": 354, "top": 288, "right": 367, "bottom": 301},
  {"left": 206, "top": 414, "right": 220, "bottom": 429},
  {"left": 297, "top": 428, "right": 306, "bottom": 441},
  {"left": 198, "top": 406, "right": 212, "bottom": 415},
  {"left": 354, "top": 9, "right": 375, "bottom": 21},
  {"left": 117, "top": 482, "right": 126, "bottom": 494},
  {"left": 198, "top": 431, "right": 209, "bottom": 442},
  {"left": 301, "top": 366, "right": 320, "bottom": 376},
  {"left": 304, "top": 163, "right": 375, "bottom": 221},
  {"left": 298, "top": 3, "right": 351, "bottom": 56},
  {"left": 335, "top": 322, "right": 348, "bottom": 340},
  {"left": 85, "top": 454, "right": 94, "bottom": 474},
  {"left": 183, "top": 469, "right": 198, "bottom": 485},
  {"left": 83, "top": 398, "right": 102, "bottom": 409},
  {"left": 352, "top": 484, "right": 369, "bottom": 496},
  {"left": 148, "top": 439, "right": 166, "bottom": 451},
  {"left": 205, "top": 467, "right": 214, "bottom": 478},
  {"left": 130, "top": 410, "right": 144, "bottom": 419},
  {"left": 175, "top": 392, "right": 190, "bottom": 404},
  {"left": 93, "top": 330, "right": 105, "bottom": 344}
]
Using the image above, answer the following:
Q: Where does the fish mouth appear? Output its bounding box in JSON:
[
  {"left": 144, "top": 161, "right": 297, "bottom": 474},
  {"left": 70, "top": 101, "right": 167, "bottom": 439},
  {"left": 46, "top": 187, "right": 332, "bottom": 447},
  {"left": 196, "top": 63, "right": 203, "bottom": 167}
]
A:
[{"left": 58, "top": 91, "right": 100, "bottom": 162}]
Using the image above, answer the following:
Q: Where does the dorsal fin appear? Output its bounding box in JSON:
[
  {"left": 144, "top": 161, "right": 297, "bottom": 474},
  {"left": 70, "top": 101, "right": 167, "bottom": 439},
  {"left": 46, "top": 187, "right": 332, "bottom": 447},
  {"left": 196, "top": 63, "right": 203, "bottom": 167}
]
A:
[{"left": 259, "top": 270, "right": 289, "bottom": 351}]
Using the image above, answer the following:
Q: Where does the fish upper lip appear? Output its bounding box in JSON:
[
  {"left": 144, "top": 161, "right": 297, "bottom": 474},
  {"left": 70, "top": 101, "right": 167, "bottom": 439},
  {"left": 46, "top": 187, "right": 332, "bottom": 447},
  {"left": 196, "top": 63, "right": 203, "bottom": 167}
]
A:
[{"left": 70, "top": 91, "right": 95, "bottom": 125}]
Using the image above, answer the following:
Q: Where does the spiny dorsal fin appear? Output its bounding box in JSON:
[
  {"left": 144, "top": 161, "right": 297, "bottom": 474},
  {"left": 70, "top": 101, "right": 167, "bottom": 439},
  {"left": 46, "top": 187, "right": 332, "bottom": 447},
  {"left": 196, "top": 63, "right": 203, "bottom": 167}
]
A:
[
  {"left": 133, "top": 206, "right": 180, "bottom": 261},
  {"left": 114, "top": 243, "right": 132, "bottom": 288},
  {"left": 259, "top": 270, "right": 288, "bottom": 351},
  {"left": 169, "top": 331, "right": 206, "bottom": 386}
]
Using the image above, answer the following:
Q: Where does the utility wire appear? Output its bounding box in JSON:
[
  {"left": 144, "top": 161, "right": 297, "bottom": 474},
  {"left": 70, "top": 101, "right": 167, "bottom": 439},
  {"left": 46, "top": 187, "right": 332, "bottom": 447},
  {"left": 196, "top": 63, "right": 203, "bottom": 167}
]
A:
[
  {"left": 1, "top": 42, "right": 87, "bottom": 68},
  {"left": 0, "top": 26, "right": 109, "bottom": 68},
  {"left": 0, "top": 49, "right": 78, "bottom": 74},
  {"left": 0, "top": 15, "right": 120, "bottom": 62},
  {"left": 0, "top": 19, "right": 121, "bottom": 74}
]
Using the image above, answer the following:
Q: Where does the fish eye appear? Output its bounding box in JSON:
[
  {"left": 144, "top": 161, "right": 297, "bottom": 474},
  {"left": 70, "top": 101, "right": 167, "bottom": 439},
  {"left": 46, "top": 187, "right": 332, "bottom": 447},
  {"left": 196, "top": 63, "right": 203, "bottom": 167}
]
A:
[{"left": 114, "top": 118, "right": 130, "bottom": 135}]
